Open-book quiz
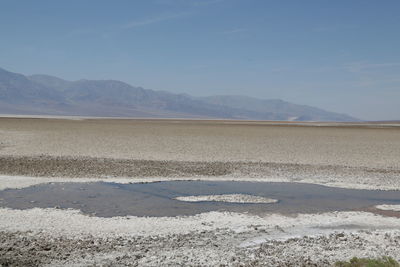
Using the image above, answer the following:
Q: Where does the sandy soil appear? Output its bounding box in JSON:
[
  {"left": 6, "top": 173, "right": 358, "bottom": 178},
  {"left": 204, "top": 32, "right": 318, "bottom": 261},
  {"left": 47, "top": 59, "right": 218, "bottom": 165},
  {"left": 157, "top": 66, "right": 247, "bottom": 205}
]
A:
[{"left": 0, "top": 118, "right": 400, "bottom": 266}]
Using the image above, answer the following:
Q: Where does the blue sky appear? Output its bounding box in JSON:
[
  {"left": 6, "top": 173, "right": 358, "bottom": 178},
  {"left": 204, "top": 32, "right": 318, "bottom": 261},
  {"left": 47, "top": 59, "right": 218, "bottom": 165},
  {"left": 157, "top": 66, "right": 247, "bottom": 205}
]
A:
[{"left": 1, "top": 0, "right": 399, "bottom": 120}]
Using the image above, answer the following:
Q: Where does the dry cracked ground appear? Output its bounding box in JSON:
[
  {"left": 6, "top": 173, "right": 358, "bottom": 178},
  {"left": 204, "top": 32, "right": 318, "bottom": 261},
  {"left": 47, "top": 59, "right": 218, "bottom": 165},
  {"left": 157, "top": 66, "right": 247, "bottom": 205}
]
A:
[{"left": 0, "top": 117, "right": 400, "bottom": 266}]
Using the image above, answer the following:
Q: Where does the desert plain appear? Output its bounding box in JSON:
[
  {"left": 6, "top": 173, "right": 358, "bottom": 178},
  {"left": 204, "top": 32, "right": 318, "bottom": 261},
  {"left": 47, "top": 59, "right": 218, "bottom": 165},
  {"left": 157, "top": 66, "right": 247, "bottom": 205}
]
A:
[{"left": 0, "top": 117, "right": 400, "bottom": 266}]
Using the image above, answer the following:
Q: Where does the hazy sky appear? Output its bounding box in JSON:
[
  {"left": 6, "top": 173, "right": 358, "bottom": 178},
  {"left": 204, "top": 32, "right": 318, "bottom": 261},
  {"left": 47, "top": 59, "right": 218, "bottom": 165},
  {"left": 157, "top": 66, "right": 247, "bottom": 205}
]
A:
[{"left": 1, "top": 0, "right": 399, "bottom": 120}]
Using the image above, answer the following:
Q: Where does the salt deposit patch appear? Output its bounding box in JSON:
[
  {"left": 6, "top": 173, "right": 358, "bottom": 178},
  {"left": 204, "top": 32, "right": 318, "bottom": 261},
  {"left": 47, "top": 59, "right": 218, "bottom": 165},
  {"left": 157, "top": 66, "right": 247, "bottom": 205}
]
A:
[
  {"left": 376, "top": 204, "right": 400, "bottom": 212},
  {"left": 1, "top": 208, "right": 400, "bottom": 239},
  {"left": 175, "top": 194, "right": 278, "bottom": 204}
]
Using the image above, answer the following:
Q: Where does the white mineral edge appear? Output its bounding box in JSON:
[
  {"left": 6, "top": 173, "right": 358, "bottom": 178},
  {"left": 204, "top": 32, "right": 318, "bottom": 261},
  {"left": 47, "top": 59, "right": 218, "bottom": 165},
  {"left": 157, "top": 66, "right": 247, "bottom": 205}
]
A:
[
  {"left": 174, "top": 194, "right": 278, "bottom": 204},
  {"left": 375, "top": 204, "right": 400, "bottom": 212},
  {"left": 0, "top": 208, "right": 399, "bottom": 240}
]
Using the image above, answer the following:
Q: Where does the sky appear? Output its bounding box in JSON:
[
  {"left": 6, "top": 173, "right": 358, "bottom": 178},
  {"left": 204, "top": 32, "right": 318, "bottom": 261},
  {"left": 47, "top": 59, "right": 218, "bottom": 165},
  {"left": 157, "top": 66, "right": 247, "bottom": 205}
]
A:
[{"left": 1, "top": 0, "right": 399, "bottom": 120}]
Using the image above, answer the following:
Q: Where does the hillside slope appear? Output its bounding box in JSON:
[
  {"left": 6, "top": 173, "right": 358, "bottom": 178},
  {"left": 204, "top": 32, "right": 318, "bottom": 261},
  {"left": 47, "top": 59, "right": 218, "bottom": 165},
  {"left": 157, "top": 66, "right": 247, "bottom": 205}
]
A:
[{"left": 0, "top": 67, "right": 358, "bottom": 121}]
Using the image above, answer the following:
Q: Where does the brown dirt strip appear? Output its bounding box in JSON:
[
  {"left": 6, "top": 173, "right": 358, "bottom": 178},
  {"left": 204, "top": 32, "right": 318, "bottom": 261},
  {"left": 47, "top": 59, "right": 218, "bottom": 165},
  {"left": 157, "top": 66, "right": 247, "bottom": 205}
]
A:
[{"left": 0, "top": 155, "right": 397, "bottom": 179}]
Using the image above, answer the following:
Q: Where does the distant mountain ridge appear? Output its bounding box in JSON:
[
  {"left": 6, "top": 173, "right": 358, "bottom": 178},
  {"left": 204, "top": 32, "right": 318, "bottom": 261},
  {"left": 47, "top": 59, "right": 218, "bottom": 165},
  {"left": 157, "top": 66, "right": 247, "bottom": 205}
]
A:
[{"left": 0, "top": 67, "right": 358, "bottom": 121}]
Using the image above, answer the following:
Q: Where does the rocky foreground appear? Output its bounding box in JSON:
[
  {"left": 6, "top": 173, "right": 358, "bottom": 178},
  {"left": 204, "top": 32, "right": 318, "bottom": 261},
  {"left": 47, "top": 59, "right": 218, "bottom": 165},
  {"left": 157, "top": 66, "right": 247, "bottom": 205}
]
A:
[
  {"left": 1, "top": 228, "right": 400, "bottom": 266},
  {"left": 0, "top": 200, "right": 400, "bottom": 266}
]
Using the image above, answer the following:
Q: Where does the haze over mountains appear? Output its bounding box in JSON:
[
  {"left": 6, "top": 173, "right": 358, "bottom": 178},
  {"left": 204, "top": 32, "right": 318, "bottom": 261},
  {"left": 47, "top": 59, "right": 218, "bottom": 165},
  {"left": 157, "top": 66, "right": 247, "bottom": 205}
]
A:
[{"left": 0, "top": 67, "right": 358, "bottom": 121}]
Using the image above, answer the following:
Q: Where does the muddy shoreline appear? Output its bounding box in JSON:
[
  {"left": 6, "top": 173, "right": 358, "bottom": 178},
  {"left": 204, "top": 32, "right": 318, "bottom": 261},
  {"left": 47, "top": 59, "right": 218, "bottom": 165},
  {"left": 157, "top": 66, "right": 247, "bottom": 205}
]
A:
[{"left": 1, "top": 155, "right": 400, "bottom": 190}]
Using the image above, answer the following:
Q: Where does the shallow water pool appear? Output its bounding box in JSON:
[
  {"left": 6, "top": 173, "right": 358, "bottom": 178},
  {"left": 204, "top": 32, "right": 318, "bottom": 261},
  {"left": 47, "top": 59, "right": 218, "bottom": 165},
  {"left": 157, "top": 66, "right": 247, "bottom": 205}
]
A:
[{"left": 0, "top": 181, "right": 399, "bottom": 217}]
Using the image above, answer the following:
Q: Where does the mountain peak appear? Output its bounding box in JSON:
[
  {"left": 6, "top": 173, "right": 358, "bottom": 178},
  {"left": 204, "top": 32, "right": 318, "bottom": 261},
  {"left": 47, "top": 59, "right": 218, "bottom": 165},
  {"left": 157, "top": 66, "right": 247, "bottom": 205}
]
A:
[{"left": 0, "top": 67, "right": 359, "bottom": 121}]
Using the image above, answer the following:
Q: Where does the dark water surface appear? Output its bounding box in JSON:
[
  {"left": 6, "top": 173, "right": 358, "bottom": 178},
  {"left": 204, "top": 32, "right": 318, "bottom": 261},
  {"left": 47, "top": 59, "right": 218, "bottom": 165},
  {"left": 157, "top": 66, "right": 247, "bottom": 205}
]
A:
[{"left": 0, "top": 181, "right": 399, "bottom": 217}]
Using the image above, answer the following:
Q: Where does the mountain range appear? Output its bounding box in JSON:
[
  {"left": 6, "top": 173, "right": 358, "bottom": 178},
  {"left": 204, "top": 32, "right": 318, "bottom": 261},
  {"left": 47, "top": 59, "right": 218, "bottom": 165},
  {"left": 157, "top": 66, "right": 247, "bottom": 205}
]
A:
[{"left": 0, "top": 67, "right": 358, "bottom": 121}]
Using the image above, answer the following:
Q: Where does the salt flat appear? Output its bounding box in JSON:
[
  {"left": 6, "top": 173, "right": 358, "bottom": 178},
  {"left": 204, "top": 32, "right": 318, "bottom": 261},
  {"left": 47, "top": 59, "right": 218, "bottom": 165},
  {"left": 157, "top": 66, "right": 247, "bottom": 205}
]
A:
[
  {"left": 0, "top": 117, "right": 399, "bottom": 266},
  {"left": 0, "top": 117, "right": 399, "bottom": 190},
  {"left": 0, "top": 117, "right": 399, "bottom": 168}
]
